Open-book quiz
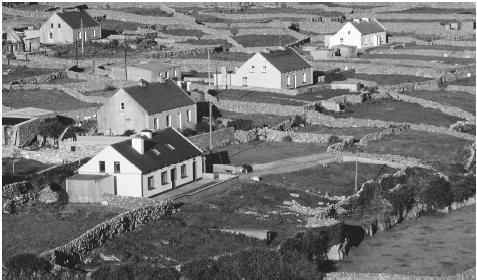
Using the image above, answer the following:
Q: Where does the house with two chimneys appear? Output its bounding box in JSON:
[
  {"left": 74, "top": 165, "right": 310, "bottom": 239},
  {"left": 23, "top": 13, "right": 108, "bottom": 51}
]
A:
[
  {"left": 326, "top": 17, "right": 387, "bottom": 49},
  {"left": 66, "top": 127, "right": 204, "bottom": 201},
  {"left": 40, "top": 9, "right": 101, "bottom": 44},
  {"left": 214, "top": 47, "right": 313, "bottom": 90}
]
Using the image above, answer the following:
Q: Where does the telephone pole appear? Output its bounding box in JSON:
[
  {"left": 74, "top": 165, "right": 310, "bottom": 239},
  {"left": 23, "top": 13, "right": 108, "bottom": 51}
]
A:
[
  {"left": 354, "top": 146, "right": 359, "bottom": 192},
  {"left": 80, "top": 18, "right": 84, "bottom": 55},
  {"left": 124, "top": 40, "right": 128, "bottom": 80},
  {"left": 208, "top": 48, "right": 212, "bottom": 152},
  {"left": 278, "top": 19, "right": 282, "bottom": 47}
]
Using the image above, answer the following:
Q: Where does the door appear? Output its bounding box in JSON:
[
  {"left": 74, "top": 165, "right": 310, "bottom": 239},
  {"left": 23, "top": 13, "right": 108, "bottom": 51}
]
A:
[
  {"left": 113, "top": 176, "right": 117, "bottom": 195},
  {"left": 242, "top": 77, "right": 247, "bottom": 86},
  {"left": 171, "top": 168, "right": 176, "bottom": 188},
  {"left": 192, "top": 161, "right": 197, "bottom": 180}
]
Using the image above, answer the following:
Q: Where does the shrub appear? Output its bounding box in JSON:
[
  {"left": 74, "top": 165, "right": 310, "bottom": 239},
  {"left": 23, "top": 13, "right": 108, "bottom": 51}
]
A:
[
  {"left": 327, "top": 135, "right": 341, "bottom": 145},
  {"left": 227, "top": 119, "right": 253, "bottom": 131},
  {"left": 280, "top": 229, "right": 332, "bottom": 262},
  {"left": 385, "top": 183, "right": 416, "bottom": 220},
  {"left": 106, "top": 39, "right": 119, "bottom": 48},
  {"left": 181, "top": 128, "right": 198, "bottom": 137},
  {"left": 122, "top": 129, "right": 135, "bottom": 136},
  {"left": 417, "top": 176, "right": 453, "bottom": 209},
  {"left": 195, "top": 121, "right": 211, "bottom": 133},
  {"left": 281, "top": 135, "right": 293, "bottom": 142},
  {"left": 450, "top": 174, "right": 476, "bottom": 202}
]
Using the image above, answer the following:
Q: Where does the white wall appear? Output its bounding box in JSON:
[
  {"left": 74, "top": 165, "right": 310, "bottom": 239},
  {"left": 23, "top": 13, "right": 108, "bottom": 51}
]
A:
[
  {"left": 230, "top": 53, "right": 283, "bottom": 89},
  {"left": 329, "top": 22, "right": 363, "bottom": 48}
]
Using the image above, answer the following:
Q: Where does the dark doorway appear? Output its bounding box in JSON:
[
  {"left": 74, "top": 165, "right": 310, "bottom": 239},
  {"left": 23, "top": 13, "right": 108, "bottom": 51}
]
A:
[
  {"left": 113, "top": 176, "right": 117, "bottom": 195},
  {"left": 171, "top": 168, "right": 176, "bottom": 188},
  {"left": 192, "top": 161, "right": 197, "bottom": 180}
]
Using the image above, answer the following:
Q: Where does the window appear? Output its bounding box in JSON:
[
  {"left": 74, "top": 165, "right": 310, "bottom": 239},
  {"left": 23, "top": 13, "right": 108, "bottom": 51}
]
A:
[
  {"left": 177, "top": 112, "right": 182, "bottom": 129},
  {"left": 303, "top": 72, "right": 307, "bottom": 83},
  {"left": 347, "top": 31, "right": 350, "bottom": 34},
  {"left": 165, "top": 144, "right": 175, "bottom": 150},
  {"left": 166, "top": 71, "right": 169, "bottom": 78},
  {"left": 58, "top": 23, "right": 61, "bottom": 28},
  {"left": 364, "top": 37, "right": 367, "bottom": 44},
  {"left": 147, "top": 176, "right": 154, "bottom": 190},
  {"left": 166, "top": 115, "right": 171, "bottom": 127},
  {"left": 93, "top": 29, "right": 96, "bottom": 37},
  {"left": 181, "top": 164, "right": 187, "bottom": 178},
  {"left": 78, "top": 32, "right": 81, "bottom": 39},
  {"left": 174, "top": 69, "right": 177, "bottom": 77},
  {"left": 49, "top": 32, "right": 53, "bottom": 39},
  {"left": 120, "top": 103, "right": 125, "bottom": 110},
  {"left": 114, "top": 161, "right": 120, "bottom": 173},
  {"left": 50, "top": 23, "right": 53, "bottom": 28},
  {"left": 250, "top": 65, "right": 255, "bottom": 73},
  {"left": 340, "top": 37, "right": 343, "bottom": 43},
  {"left": 262, "top": 65, "right": 266, "bottom": 73},
  {"left": 153, "top": 118, "right": 159, "bottom": 129},
  {"left": 287, "top": 75, "right": 291, "bottom": 86},
  {"left": 99, "top": 161, "right": 105, "bottom": 172},
  {"left": 161, "top": 171, "right": 168, "bottom": 185},
  {"left": 186, "top": 110, "right": 192, "bottom": 122}
]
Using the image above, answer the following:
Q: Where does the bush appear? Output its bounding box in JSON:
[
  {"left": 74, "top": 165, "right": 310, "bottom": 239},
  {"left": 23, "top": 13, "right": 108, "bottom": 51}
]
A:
[
  {"left": 122, "top": 129, "right": 136, "bottom": 136},
  {"left": 385, "top": 183, "right": 416, "bottom": 220},
  {"left": 281, "top": 135, "right": 293, "bottom": 142},
  {"left": 450, "top": 174, "right": 476, "bottom": 202},
  {"left": 227, "top": 119, "right": 253, "bottom": 131},
  {"left": 327, "top": 135, "right": 341, "bottom": 145},
  {"left": 181, "top": 128, "right": 198, "bottom": 137},
  {"left": 106, "top": 39, "right": 119, "bottom": 48},
  {"left": 280, "top": 229, "right": 332, "bottom": 262},
  {"left": 417, "top": 176, "right": 453, "bottom": 209}
]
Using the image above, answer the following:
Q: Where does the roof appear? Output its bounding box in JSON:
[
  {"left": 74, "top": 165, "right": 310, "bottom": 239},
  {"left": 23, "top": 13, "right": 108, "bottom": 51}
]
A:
[
  {"left": 259, "top": 47, "right": 312, "bottom": 73},
  {"left": 3, "top": 107, "right": 56, "bottom": 119},
  {"left": 111, "top": 127, "right": 202, "bottom": 173},
  {"left": 128, "top": 62, "right": 180, "bottom": 72},
  {"left": 2, "top": 117, "right": 31, "bottom": 126},
  {"left": 349, "top": 18, "right": 386, "bottom": 35},
  {"left": 55, "top": 10, "right": 99, "bottom": 29},
  {"left": 67, "top": 174, "right": 112, "bottom": 181},
  {"left": 122, "top": 80, "right": 195, "bottom": 115}
]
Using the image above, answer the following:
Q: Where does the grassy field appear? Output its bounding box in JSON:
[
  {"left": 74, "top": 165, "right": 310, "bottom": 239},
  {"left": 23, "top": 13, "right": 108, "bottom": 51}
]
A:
[
  {"left": 219, "top": 89, "right": 307, "bottom": 106},
  {"left": 391, "top": 7, "right": 475, "bottom": 14},
  {"left": 234, "top": 35, "right": 297, "bottom": 47},
  {"left": 178, "top": 51, "right": 253, "bottom": 61},
  {"left": 405, "top": 90, "right": 476, "bottom": 115},
  {"left": 358, "top": 53, "right": 475, "bottom": 65},
  {"left": 10, "top": 3, "right": 51, "bottom": 11},
  {"left": 114, "top": 6, "right": 173, "bottom": 16},
  {"left": 213, "top": 141, "right": 329, "bottom": 165},
  {"left": 3, "top": 204, "right": 124, "bottom": 259},
  {"left": 295, "top": 125, "right": 384, "bottom": 138},
  {"left": 336, "top": 99, "right": 463, "bottom": 127},
  {"left": 242, "top": 7, "right": 344, "bottom": 17},
  {"left": 261, "top": 162, "right": 396, "bottom": 197},
  {"left": 219, "top": 110, "right": 291, "bottom": 128},
  {"left": 449, "top": 77, "right": 476, "bottom": 86},
  {"left": 403, "top": 44, "right": 476, "bottom": 51},
  {"left": 161, "top": 28, "right": 205, "bottom": 37},
  {"left": 92, "top": 216, "right": 269, "bottom": 266},
  {"left": 2, "top": 65, "right": 63, "bottom": 83},
  {"left": 352, "top": 73, "right": 434, "bottom": 85},
  {"left": 359, "top": 129, "right": 473, "bottom": 164},
  {"left": 183, "top": 38, "right": 231, "bottom": 46},
  {"left": 336, "top": 206, "right": 475, "bottom": 276},
  {"left": 99, "top": 19, "right": 143, "bottom": 32},
  {"left": 2, "top": 158, "right": 53, "bottom": 176},
  {"left": 2, "top": 89, "right": 100, "bottom": 111}
]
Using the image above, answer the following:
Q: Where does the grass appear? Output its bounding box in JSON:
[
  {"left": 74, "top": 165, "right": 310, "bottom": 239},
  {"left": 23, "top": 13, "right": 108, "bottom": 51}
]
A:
[
  {"left": 358, "top": 53, "right": 475, "bottom": 65},
  {"left": 295, "top": 125, "right": 384, "bottom": 138},
  {"left": 91, "top": 216, "right": 269, "bottom": 266},
  {"left": 262, "top": 162, "right": 396, "bottom": 197},
  {"left": 161, "top": 28, "right": 206, "bottom": 37},
  {"left": 242, "top": 7, "right": 344, "bottom": 17},
  {"left": 405, "top": 90, "right": 476, "bottom": 115},
  {"left": 99, "top": 19, "right": 143, "bottom": 32},
  {"left": 358, "top": 129, "right": 473, "bottom": 164},
  {"left": 336, "top": 206, "right": 475, "bottom": 276},
  {"left": 114, "top": 6, "right": 173, "bottom": 17},
  {"left": 352, "top": 73, "right": 434, "bottom": 85},
  {"left": 2, "top": 204, "right": 124, "bottom": 259},
  {"left": 234, "top": 35, "right": 297, "bottom": 47},
  {"left": 2, "top": 65, "right": 63, "bottom": 84},
  {"left": 336, "top": 99, "right": 464, "bottom": 127},
  {"left": 390, "top": 7, "right": 475, "bottom": 15},
  {"left": 2, "top": 158, "right": 54, "bottom": 176},
  {"left": 182, "top": 38, "right": 231, "bottom": 46},
  {"left": 177, "top": 51, "right": 253, "bottom": 61},
  {"left": 219, "top": 89, "right": 307, "bottom": 106},
  {"left": 213, "top": 141, "right": 329, "bottom": 165},
  {"left": 403, "top": 44, "right": 476, "bottom": 52},
  {"left": 219, "top": 110, "right": 291, "bottom": 128},
  {"left": 2, "top": 89, "right": 100, "bottom": 111},
  {"left": 10, "top": 3, "right": 51, "bottom": 11},
  {"left": 449, "top": 77, "right": 476, "bottom": 86}
]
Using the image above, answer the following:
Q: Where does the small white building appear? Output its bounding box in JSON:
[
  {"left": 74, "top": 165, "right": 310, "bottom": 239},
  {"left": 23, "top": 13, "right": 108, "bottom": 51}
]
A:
[
  {"left": 214, "top": 47, "right": 313, "bottom": 90},
  {"left": 67, "top": 128, "right": 204, "bottom": 200},
  {"left": 326, "top": 18, "right": 387, "bottom": 49}
]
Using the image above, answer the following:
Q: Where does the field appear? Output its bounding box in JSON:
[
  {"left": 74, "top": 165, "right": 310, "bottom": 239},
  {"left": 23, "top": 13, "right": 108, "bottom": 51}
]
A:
[
  {"left": 98, "top": 19, "right": 143, "bottom": 32},
  {"left": 183, "top": 38, "right": 231, "bottom": 46},
  {"left": 213, "top": 141, "right": 329, "bottom": 165},
  {"left": 2, "top": 65, "right": 63, "bottom": 83},
  {"left": 404, "top": 44, "right": 476, "bottom": 52},
  {"left": 391, "top": 7, "right": 475, "bottom": 14},
  {"left": 358, "top": 54, "right": 475, "bottom": 65},
  {"left": 9, "top": 3, "right": 51, "bottom": 11},
  {"left": 161, "top": 28, "right": 205, "bottom": 37},
  {"left": 449, "top": 77, "right": 476, "bottom": 86},
  {"left": 295, "top": 125, "right": 384, "bottom": 138},
  {"left": 178, "top": 51, "right": 253, "bottom": 61},
  {"left": 352, "top": 73, "right": 434, "bottom": 85},
  {"left": 219, "top": 110, "right": 291, "bottom": 128},
  {"left": 2, "top": 158, "right": 53, "bottom": 176},
  {"left": 261, "top": 162, "right": 396, "bottom": 197},
  {"left": 336, "top": 206, "right": 476, "bottom": 276},
  {"left": 2, "top": 204, "right": 124, "bottom": 259},
  {"left": 114, "top": 6, "right": 173, "bottom": 17},
  {"left": 2, "top": 89, "right": 100, "bottom": 111},
  {"left": 405, "top": 90, "right": 475, "bottom": 115},
  {"left": 358, "top": 129, "right": 473, "bottom": 164},
  {"left": 234, "top": 35, "right": 298, "bottom": 47},
  {"left": 336, "top": 99, "right": 463, "bottom": 127}
]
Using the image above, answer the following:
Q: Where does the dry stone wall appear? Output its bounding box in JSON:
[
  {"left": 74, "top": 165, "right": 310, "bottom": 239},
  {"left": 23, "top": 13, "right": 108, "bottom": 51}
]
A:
[
  {"left": 359, "top": 124, "right": 410, "bottom": 145},
  {"left": 188, "top": 127, "right": 235, "bottom": 151},
  {"left": 445, "top": 85, "right": 476, "bottom": 95},
  {"left": 233, "top": 128, "right": 353, "bottom": 144},
  {"left": 370, "top": 48, "right": 475, "bottom": 59}
]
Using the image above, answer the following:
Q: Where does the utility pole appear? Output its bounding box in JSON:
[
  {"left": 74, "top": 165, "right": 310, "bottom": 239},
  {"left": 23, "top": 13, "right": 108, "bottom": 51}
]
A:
[
  {"left": 80, "top": 18, "right": 84, "bottom": 55},
  {"left": 208, "top": 48, "right": 212, "bottom": 153},
  {"left": 124, "top": 40, "right": 128, "bottom": 80},
  {"left": 75, "top": 39, "right": 78, "bottom": 67},
  {"left": 354, "top": 146, "right": 359, "bottom": 192},
  {"left": 207, "top": 48, "right": 211, "bottom": 89},
  {"left": 279, "top": 19, "right": 282, "bottom": 47}
]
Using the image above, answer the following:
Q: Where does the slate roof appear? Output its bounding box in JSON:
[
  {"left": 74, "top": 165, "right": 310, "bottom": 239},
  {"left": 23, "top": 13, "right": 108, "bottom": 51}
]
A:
[
  {"left": 56, "top": 10, "right": 99, "bottom": 30},
  {"left": 259, "top": 47, "right": 312, "bottom": 73},
  {"left": 111, "top": 127, "right": 202, "bottom": 173},
  {"left": 349, "top": 18, "right": 386, "bottom": 35},
  {"left": 122, "top": 80, "right": 195, "bottom": 115}
]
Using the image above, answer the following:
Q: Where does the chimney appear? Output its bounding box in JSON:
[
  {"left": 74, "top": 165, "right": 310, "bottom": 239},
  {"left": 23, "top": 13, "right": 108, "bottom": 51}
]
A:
[
  {"left": 353, "top": 18, "right": 360, "bottom": 23},
  {"left": 131, "top": 136, "right": 144, "bottom": 154},
  {"left": 137, "top": 79, "right": 148, "bottom": 88},
  {"left": 362, "top": 17, "right": 369, "bottom": 22},
  {"left": 140, "top": 129, "right": 152, "bottom": 139}
]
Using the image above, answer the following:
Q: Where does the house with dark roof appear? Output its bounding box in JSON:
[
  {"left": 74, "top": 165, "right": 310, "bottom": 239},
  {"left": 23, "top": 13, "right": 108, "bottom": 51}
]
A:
[
  {"left": 327, "top": 17, "right": 387, "bottom": 49},
  {"left": 214, "top": 47, "right": 313, "bottom": 90},
  {"left": 40, "top": 9, "right": 101, "bottom": 44},
  {"left": 97, "top": 79, "right": 197, "bottom": 135},
  {"left": 68, "top": 128, "right": 204, "bottom": 199}
]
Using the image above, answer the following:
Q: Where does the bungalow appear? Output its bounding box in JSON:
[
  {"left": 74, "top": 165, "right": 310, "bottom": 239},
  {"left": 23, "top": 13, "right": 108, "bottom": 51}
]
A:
[
  {"left": 327, "top": 17, "right": 387, "bottom": 49},
  {"left": 214, "top": 47, "right": 313, "bottom": 90},
  {"left": 66, "top": 127, "right": 204, "bottom": 201},
  {"left": 40, "top": 9, "right": 101, "bottom": 44},
  {"left": 97, "top": 79, "right": 197, "bottom": 135},
  {"left": 112, "top": 62, "right": 182, "bottom": 83}
]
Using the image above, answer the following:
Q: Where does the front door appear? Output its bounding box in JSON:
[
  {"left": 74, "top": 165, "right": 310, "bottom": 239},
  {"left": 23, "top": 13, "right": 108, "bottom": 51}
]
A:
[
  {"left": 171, "top": 168, "right": 176, "bottom": 188},
  {"left": 192, "top": 161, "right": 197, "bottom": 180},
  {"left": 242, "top": 77, "right": 247, "bottom": 86}
]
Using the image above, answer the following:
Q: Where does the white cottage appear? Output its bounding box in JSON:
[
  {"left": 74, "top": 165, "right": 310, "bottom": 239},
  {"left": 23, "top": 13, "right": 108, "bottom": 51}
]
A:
[
  {"left": 67, "top": 128, "right": 204, "bottom": 200},
  {"left": 327, "top": 17, "right": 387, "bottom": 49}
]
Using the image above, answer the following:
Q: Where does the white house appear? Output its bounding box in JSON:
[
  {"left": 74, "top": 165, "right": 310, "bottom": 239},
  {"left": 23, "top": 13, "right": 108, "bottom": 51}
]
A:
[
  {"left": 67, "top": 128, "right": 204, "bottom": 200},
  {"left": 214, "top": 47, "right": 313, "bottom": 90},
  {"left": 327, "top": 18, "right": 387, "bottom": 49}
]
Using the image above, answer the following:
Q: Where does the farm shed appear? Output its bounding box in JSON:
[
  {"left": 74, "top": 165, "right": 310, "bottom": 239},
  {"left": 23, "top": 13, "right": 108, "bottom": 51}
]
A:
[
  {"left": 330, "top": 79, "right": 361, "bottom": 92},
  {"left": 309, "top": 48, "right": 334, "bottom": 60},
  {"left": 126, "top": 62, "right": 182, "bottom": 83},
  {"left": 334, "top": 45, "right": 357, "bottom": 58},
  {"left": 66, "top": 174, "right": 115, "bottom": 203}
]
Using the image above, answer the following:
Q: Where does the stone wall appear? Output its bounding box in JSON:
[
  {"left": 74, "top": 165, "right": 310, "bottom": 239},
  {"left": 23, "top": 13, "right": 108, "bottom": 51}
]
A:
[
  {"left": 101, "top": 193, "right": 165, "bottom": 209},
  {"left": 2, "top": 71, "right": 66, "bottom": 87},
  {"left": 359, "top": 124, "right": 410, "bottom": 145},
  {"left": 445, "top": 85, "right": 476, "bottom": 95},
  {"left": 188, "top": 127, "right": 235, "bottom": 151}
]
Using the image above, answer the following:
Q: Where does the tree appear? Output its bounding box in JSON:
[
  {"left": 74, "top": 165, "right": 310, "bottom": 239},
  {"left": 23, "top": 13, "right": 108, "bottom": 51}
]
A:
[
  {"left": 417, "top": 176, "right": 453, "bottom": 209},
  {"left": 37, "top": 118, "right": 67, "bottom": 147}
]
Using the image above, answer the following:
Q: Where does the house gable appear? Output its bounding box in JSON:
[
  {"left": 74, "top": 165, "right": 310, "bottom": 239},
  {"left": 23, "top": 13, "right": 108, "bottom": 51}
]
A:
[{"left": 78, "top": 146, "right": 142, "bottom": 175}]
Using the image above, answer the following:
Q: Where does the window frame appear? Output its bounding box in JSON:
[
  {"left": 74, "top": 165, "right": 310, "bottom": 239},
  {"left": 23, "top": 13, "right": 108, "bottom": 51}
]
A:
[
  {"left": 49, "top": 32, "right": 53, "bottom": 39},
  {"left": 114, "top": 161, "right": 120, "bottom": 173},
  {"left": 153, "top": 118, "right": 159, "bottom": 129},
  {"left": 303, "top": 72, "right": 307, "bottom": 83},
  {"left": 262, "top": 65, "right": 266, "bottom": 73},
  {"left": 120, "top": 102, "right": 125, "bottom": 110},
  {"left": 99, "top": 161, "right": 105, "bottom": 172},
  {"left": 286, "top": 75, "right": 291, "bottom": 86},
  {"left": 92, "top": 29, "right": 96, "bottom": 37},
  {"left": 181, "top": 164, "right": 187, "bottom": 178},
  {"left": 147, "top": 176, "right": 154, "bottom": 190},
  {"left": 161, "top": 171, "right": 168, "bottom": 185},
  {"left": 50, "top": 23, "right": 53, "bottom": 28},
  {"left": 166, "top": 115, "right": 171, "bottom": 127},
  {"left": 186, "top": 109, "right": 192, "bottom": 123},
  {"left": 58, "top": 23, "right": 61, "bottom": 28}
]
